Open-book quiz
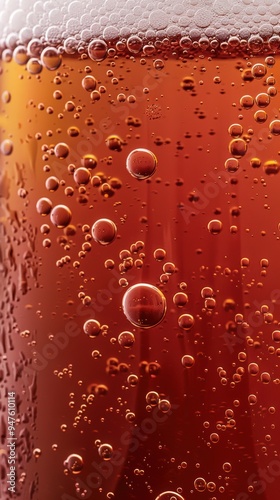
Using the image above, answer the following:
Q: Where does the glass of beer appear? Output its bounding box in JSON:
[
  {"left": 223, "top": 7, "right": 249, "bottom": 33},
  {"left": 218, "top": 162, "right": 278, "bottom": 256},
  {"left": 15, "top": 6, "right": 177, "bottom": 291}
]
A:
[{"left": 1, "top": 1, "right": 280, "bottom": 499}]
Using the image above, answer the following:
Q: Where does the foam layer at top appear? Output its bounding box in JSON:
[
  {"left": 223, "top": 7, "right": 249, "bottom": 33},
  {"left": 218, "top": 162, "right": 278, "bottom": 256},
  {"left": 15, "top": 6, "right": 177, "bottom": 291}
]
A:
[{"left": 1, "top": 0, "right": 280, "bottom": 47}]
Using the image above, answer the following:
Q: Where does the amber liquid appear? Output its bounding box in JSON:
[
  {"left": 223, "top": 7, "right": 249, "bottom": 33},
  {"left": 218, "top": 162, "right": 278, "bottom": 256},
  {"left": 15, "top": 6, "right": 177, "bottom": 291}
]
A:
[{"left": 1, "top": 49, "right": 280, "bottom": 500}]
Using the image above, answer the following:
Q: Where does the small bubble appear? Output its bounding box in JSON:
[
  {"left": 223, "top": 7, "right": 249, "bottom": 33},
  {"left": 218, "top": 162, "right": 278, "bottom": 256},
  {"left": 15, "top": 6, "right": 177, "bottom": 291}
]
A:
[
  {"left": 50, "top": 205, "right": 72, "bottom": 228},
  {"left": 82, "top": 154, "right": 98, "bottom": 169},
  {"left": 118, "top": 331, "right": 135, "bottom": 348},
  {"left": 263, "top": 160, "right": 279, "bottom": 175},
  {"left": 269, "top": 120, "right": 280, "bottom": 135},
  {"left": 207, "top": 219, "right": 223, "bottom": 235},
  {"left": 105, "top": 135, "right": 123, "bottom": 152},
  {"left": 36, "top": 197, "right": 53, "bottom": 216},
  {"left": 153, "top": 248, "right": 166, "bottom": 261},
  {"left": 229, "top": 139, "right": 247, "bottom": 158},
  {"left": 122, "top": 283, "right": 167, "bottom": 328},
  {"left": 181, "top": 76, "right": 196, "bottom": 91},
  {"left": 27, "top": 57, "right": 42, "bottom": 74},
  {"left": 74, "top": 167, "right": 91, "bottom": 185},
  {"left": 82, "top": 75, "right": 97, "bottom": 92},
  {"left": 251, "top": 63, "right": 267, "bottom": 79},
  {"left": 178, "top": 314, "right": 195, "bottom": 330},
  {"left": 98, "top": 443, "right": 113, "bottom": 461},
  {"left": 1, "top": 139, "right": 13, "bottom": 155},
  {"left": 194, "top": 477, "right": 207, "bottom": 492},
  {"left": 83, "top": 319, "right": 101, "bottom": 338},
  {"left": 146, "top": 391, "right": 160, "bottom": 406},
  {"left": 181, "top": 355, "right": 195, "bottom": 368},
  {"left": 173, "top": 292, "right": 188, "bottom": 307},
  {"left": 41, "top": 47, "right": 62, "bottom": 70},
  {"left": 63, "top": 454, "right": 83, "bottom": 474},
  {"left": 45, "top": 176, "right": 59, "bottom": 192},
  {"left": 54, "top": 142, "right": 69, "bottom": 159}
]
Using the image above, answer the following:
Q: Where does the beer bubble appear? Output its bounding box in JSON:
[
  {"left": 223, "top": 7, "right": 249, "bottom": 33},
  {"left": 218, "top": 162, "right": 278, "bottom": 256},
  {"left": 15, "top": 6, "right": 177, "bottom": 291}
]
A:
[
  {"left": 91, "top": 219, "right": 117, "bottom": 246},
  {"left": 155, "top": 493, "right": 185, "bottom": 500},
  {"left": 251, "top": 63, "right": 267, "bottom": 78},
  {"left": 41, "top": 47, "right": 62, "bottom": 70},
  {"left": 26, "top": 57, "right": 42, "bottom": 74},
  {"left": 158, "top": 399, "right": 171, "bottom": 413},
  {"left": 223, "top": 462, "right": 232, "bottom": 472},
  {"left": 82, "top": 75, "right": 97, "bottom": 92},
  {"left": 269, "top": 120, "right": 280, "bottom": 135},
  {"left": 207, "top": 219, "right": 222, "bottom": 235},
  {"left": 178, "top": 314, "right": 195, "bottom": 330},
  {"left": 173, "top": 292, "right": 188, "bottom": 307},
  {"left": 228, "top": 124, "right": 243, "bottom": 138},
  {"left": 146, "top": 391, "right": 160, "bottom": 406},
  {"left": 255, "top": 93, "right": 270, "bottom": 108},
  {"left": 153, "top": 59, "right": 164, "bottom": 70},
  {"left": 125, "top": 412, "right": 136, "bottom": 423},
  {"left": 248, "top": 363, "right": 259, "bottom": 376},
  {"left": 201, "top": 287, "right": 213, "bottom": 298},
  {"left": 118, "top": 331, "right": 135, "bottom": 348},
  {"left": 194, "top": 477, "right": 207, "bottom": 492},
  {"left": 122, "top": 283, "right": 167, "bottom": 328},
  {"left": 33, "top": 448, "right": 42, "bottom": 459},
  {"left": 104, "top": 259, "right": 115, "bottom": 270},
  {"left": 254, "top": 110, "right": 267, "bottom": 123},
  {"left": 181, "top": 76, "right": 196, "bottom": 91},
  {"left": 98, "top": 443, "right": 113, "bottom": 461},
  {"left": 126, "top": 148, "right": 157, "bottom": 180},
  {"left": 40, "top": 224, "right": 50, "bottom": 234},
  {"left": 127, "top": 374, "right": 138, "bottom": 386},
  {"left": 82, "top": 154, "right": 98, "bottom": 169},
  {"left": 83, "top": 319, "right": 101, "bottom": 338},
  {"left": 240, "top": 95, "right": 254, "bottom": 109},
  {"left": 13, "top": 45, "right": 29, "bottom": 65},
  {"left": 181, "top": 355, "right": 195, "bottom": 368},
  {"left": 229, "top": 139, "right": 247, "bottom": 158},
  {"left": 54, "top": 142, "right": 69, "bottom": 159},
  {"left": 88, "top": 39, "right": 108, "bottom": 61},
  {"left": 1, "top": 90, "right": 11, "bottom": 103},
  {"left": 106, "top": 135, "right": 123, "bottom": 152},
  {"left": 225, "top": 158, "right": 239, "bottom": 173},
  {"left": 153, "top": 248, "right": 166, "bottom": 261},
  {"left": 73, "top": 167, "right": 91, "bottom": 185},
  {"left": 50, "top": 205, "right": 72, "bottom": 228},
  {"left": 36, "top": 197, "right": 53, "bottom": 216},
  {"left": 250, "top": 157, "right": 261, "bottom": 169},
  {"left": 127, "top": 35, "right": 143, "bottom": 54},
  {"left": 263, "top": 160, "right": 280, "bottom": 175},
  {"left": 45, "top": 176, "right": 59, "bottom": 192},
  {"left": 210, "top": 433, "right": 219, "bottom": 443},
  {"left": 42, "top": 238, "right": 51, "bottom": 248},
  {"left": 67, "top": 126, "right": 80, "bottom": 137},
  {"left": 0, "top": 139, "right": 13, "bottom": 155},
  {"left": 207, "top": 482, "right": 216, "bottom": 492},
  {"left": 272, "top": 330, "right": 280, "bottom": 342},
  {"left": 64, "top": 454, "right": 83, "bottom": 474}
]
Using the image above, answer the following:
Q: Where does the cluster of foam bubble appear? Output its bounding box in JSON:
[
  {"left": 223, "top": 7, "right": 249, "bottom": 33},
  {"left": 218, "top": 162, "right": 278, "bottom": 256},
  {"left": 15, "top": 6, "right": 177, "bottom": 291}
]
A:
[{"left": 1, "top": 0, "right": 280, "bottom": 55}]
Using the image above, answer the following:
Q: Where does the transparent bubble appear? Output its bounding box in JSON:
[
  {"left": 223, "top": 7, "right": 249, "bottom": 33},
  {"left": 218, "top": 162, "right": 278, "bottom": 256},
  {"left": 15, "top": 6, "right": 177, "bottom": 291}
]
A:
[
  {"left": 225, "top": 157, "right": 239, "bottom": 173},
  {"left": 181, "top": 76, "right": 196, "bottom": 91},
  {"left": 207, "top": 219, "right": 223, "bottom": 234},
  {"left": 194, "top": 477, "right": 207, "bottom": 492},
  {"left": 73, "top": 167, "right": 91, "bottom": 185},
  {"left": 91, "top": 219, "right": 117, "bottom": 246},
  {"left": 82, "top": 75, "right": 97, "bottom": 92},
  {"left": 158, "top": 399, "right": 171, "bottom": 413},
  {"left": 173, "top": 292, "right": 188, "bottom": 307},
  {"left": 0, "top": 139, "right": 13, "bottom": 155},
  {"left": 82, "top": 154, "right": 98, "bottom": 169},
  {"left": 122, "top": 283, "right": 167, "bottom": 328},
  {"left": 26, "top": 57, "right": 42, "bottom": 74},
  {"left": 41, "top": 47, "right": 62, "bottom": 70},
  {"left": 36, "top": 198, "right": 53, "bottom": 216},
  {"left": 263, "top": 160, "right": 279, "bottom": 175},
  {"left": 229, "top": 139, "right": 247, "bottom": 158},
  {"left": 251, "top": 63, "right": 267, "bottom": 79},
  {"left": 127, "top": 35, "right": 143, "bottom": 54},
  {"left": 118, "top": 331, "right": 135, "bottom": 348},
  {"left": 106, "top": 135, "right": 123, "bottom": 152},
  {"left": 63, "top": 454, "right": 83, "bottom": 474},
  {"left": 45, "top": 176, "right": 59, "bottom": 192},
  {"left": 255, "top": 93, "right": 270, "bottom": 108},
  {"left": 178, "top": 314, "right": 195, "bottom": 330},
  {"left": 181, "top": 355, "right": 195, "bottom": 368},
  {"left": 98, "top": 443, "right": 113, "bottom": 461},
  {"left": 83, "top": 319, "right": 101, "bottom": 338},
  {"left": 13, "top": 45, "right": 29, "bottom": 65},
  {"left": 240, "top": 95, "right": 254, "bottom": 109},
  {"left": 155, "top": 492, "right": 185, "bottom": 500},
  {"left": 269, "top": 120, "right": 280, "bottom": 135},
  {"left": 88, "top": 39, "right": 108, "bottom": 61},
  {"left": 126, "top": 148, "right": 157, "bottom": 180},
  {"left": 50, "top": 205, "right": 72, "bottom": 228},
  {"left": 153, "top": 248, "right": 166, "bottom": 261},
  {"left": 272, "top": 330, "right": 280, "bottom": 342},
  {"left": 54, "top": 142, "right": 69, "bottom": 159},
  {"left": 228, "top": 123, "right": 243, "bottom": 137},
  {"left": 145, "top": 391, "right": 160, "bottom": 406}
]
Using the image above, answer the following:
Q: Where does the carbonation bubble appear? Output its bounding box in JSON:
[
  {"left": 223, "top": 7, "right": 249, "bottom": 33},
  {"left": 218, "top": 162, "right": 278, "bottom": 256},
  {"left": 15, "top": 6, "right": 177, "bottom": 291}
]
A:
[
  {"left": 98, "top": 443, "right": 113, "bottom": 461},
  {"left": 0, "top": 139, "right": 13, "bottom": 155},
  {"left": 82, "top": 154, "right": 98, "bottom": 169},
  {"left": 207, "top": 219, "right": 222, "bottom": 234},
  {"left": 153, "top": 248, "right": 166, "bottom": 261},
  {"left": 54, "top": 142, "right": 69, "bottom": 159},
  {"left": 178, "top": 314, "right": 195, "bottom": 330},
  {"left": 106, "top": 135, "right": 123, "bottom": 152},
  {"left": 45, "top": 176, "right": 59, "bottom": 192},
  {"left": 126, "top": 148, "right": 157, "bottom": 180},
  {"left": 82, "top": 75, "right": 97, "bottom": 92},
  {"left": 250, "top": 157, "right": 261, "bottom": 169},
  {"left": 50, "top": 205, "right": 72, "bottom": 228},
  {"left": 254, "top": 110, "right": 267, "bottom": 123},
  {"left": 155, "top": 493, "right": 185, "bottom": 500},
  {"left": 158, "top": 399, "right": 171, "bottom": 413},
  {"left": 272, "top": 330, "right": 280, "bottom": 342},
  {"left": 63, "top": 454, "right": 83, "bottom": 475},
  {"left": 122, "top": 283, "right": 167, "bottom": 328},
  {"left": 91, "top": 219, "right": 117, "bottom": 246},
  {"left": 225, "top": 158, "right": 239, "bottom": 173},
  {"left": 181, "top": 355, "right": 195, "bottom": 368},
  {"left": 228, "top": 124, "right": 243, "bottom": 137},
  {"left": 173, "top": 292, "right": 188, "bottom": 307},
  {"left": 201, "top": 287, "right": 214, "bottom": 298},
  {"left": 118, "top": 331, "right": 135, "bottom": 348},
  {"left": 263, "top": 160, "right": 280, "bottom": 175},
  {"left": 41, "top": 47, "right": 62, "bottom": 70},
  {"left": 194, "top": 477, "right": 207, "bottom": 492},
  {"left": 181, "top": 76, "right": 196, "bottom": 90},
  {"left": 26, "top": 58, "right": 42, "bottom": 74},
  {"left": 248, "top": 363, "right": 259, "bottom": 376},
  {"left": 240, "top": 95, "right": 254, "bottom": 109},
  {"left": 36, "top": 198, "right": 53, "bottom": 216},
  {"left": 127, "top": 36, "right": 143, "bottom": 54},
  {"left": 269, "top": 120, "right": 280, "bottom": 135},
  {"left": 83, "top": 319, "right": 101, "bottom": 338},
  {"left": 255, "top": 93, "right": 270, "bottom": 108},
  {"left": 13, "top": 45, "right": 29, "bottom": 65},
  {"left": 251, "top": 63, "right": 267, "bottom": 79},
  {"left": 73, "top": 167, "right": 91, "bottom": 185},
  {"left": 229, "top": 139, "right": 247, "bottom": 158},
  {"left": 146, "top": 391, "right": 160, "bottom": 406},
  {"left": 88, "top": 39, "right": 108, "bottom": 61}
]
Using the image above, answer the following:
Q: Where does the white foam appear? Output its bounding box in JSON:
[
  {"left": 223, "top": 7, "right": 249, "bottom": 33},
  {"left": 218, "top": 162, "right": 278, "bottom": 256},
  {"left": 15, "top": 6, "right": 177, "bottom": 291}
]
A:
[{"left": 1, "top": 0, "right": 280, "bottom": 47}]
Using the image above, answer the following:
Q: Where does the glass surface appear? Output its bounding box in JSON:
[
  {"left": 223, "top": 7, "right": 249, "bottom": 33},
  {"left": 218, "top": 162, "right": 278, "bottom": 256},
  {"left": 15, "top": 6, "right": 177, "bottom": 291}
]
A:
[{"left": 1, "top": 2, "right": 280, "bottom": 500}]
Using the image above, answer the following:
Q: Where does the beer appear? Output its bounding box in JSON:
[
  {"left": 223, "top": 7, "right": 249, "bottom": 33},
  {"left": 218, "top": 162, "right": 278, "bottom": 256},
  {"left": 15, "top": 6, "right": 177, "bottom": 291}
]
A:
[{"left": 1, "top": 2, "right": 280, "bottom": 499}]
